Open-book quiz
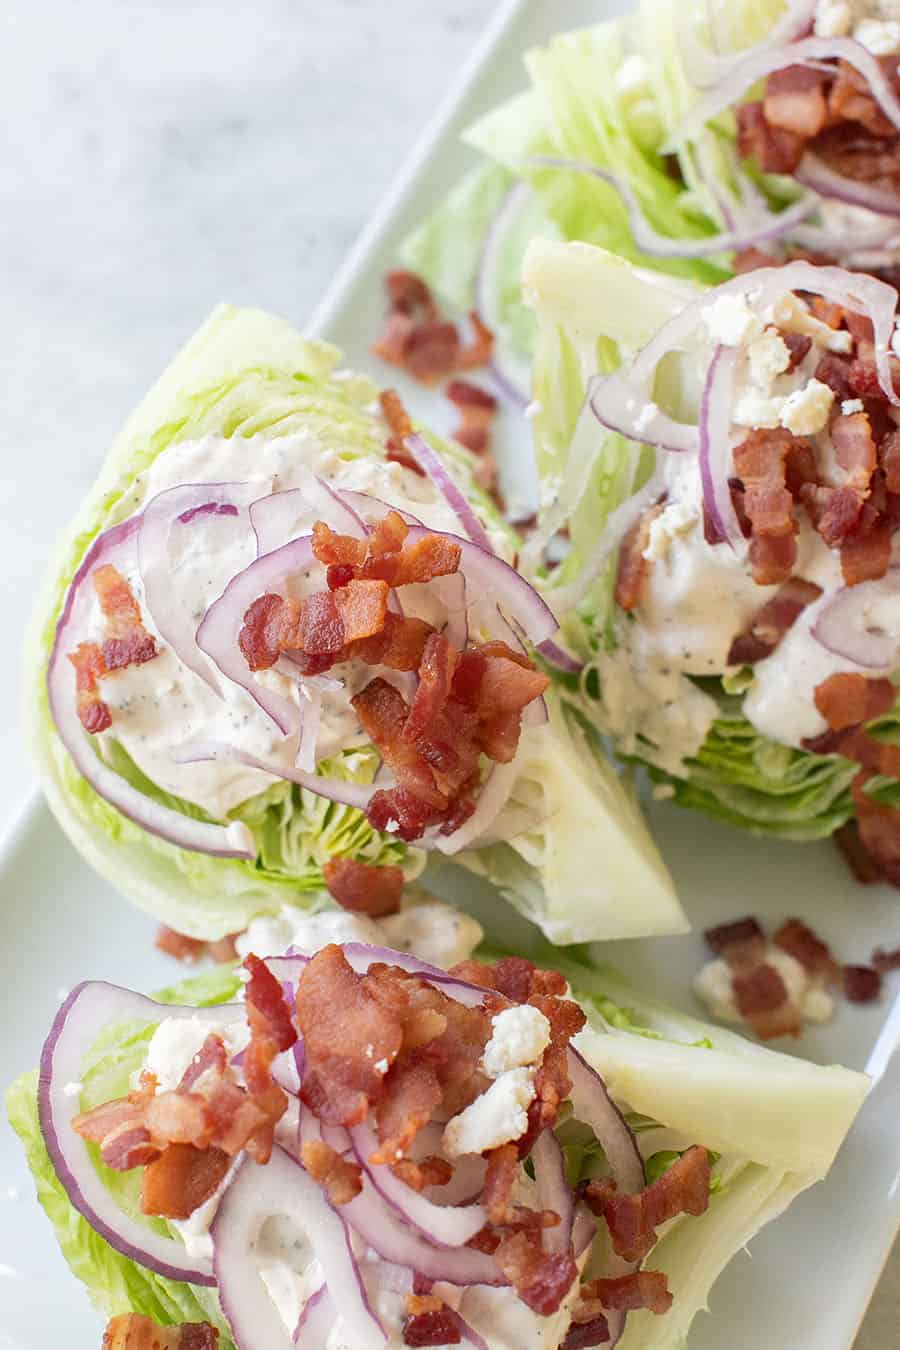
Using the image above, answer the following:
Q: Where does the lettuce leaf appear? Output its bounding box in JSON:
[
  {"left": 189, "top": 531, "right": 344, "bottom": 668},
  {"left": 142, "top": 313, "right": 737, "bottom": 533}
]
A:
[
  {"left": 8, "top": 960, "right": 867, "bottom": 1348},
  {"left": 28, "top": 302, "right": 684, "bottom": 945}
]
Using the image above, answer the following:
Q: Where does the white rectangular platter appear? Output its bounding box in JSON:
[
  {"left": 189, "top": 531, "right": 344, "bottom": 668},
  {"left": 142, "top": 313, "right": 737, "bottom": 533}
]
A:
[{"left": 3, "top": 1, "right": 900, "bottom": 1345}]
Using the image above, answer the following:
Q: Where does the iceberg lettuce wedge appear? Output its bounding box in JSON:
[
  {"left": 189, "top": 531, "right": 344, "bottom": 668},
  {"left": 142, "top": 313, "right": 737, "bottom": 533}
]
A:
[{"left": 28, "top": 304, "right": 684, "bottom": 944}]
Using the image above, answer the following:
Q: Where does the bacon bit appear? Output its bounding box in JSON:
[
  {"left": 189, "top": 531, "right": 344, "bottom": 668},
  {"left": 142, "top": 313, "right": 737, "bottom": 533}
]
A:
[
  {"left": 404, "top": 633, "right": 460, "bottom": 744},
  {"left": 323, "top": 856, "right": 404, "bottom": 918},
  {"left": 92, "top": 564, "right": 158, "bottom": 671},
  {"left": 494, "top": 1232, "right": 578, "bottom": 1316},
  {"left": 737, "top": 101, "right": 806, "bottom": 173},
  {"left": 140, "top": 1143, "right": 230, "bottom": 1220},
  {"left": 154, "top": 926, "right": 239, "bottom": 965},
  {"left": 834, "top": 412, "right": 877, "bottom": 494},
  {"left": 882, "top": 429, "right": 900, "bottom": 493},
  {"left": 773, "top": 919, "right": 838, "bottom": 980},
  {"left": 838, "top": 817, "right": 888, "bottom": 883},
  {"left": 733, "top": 429, "right": 799, "bottom": 536},
  {"left": 311, "top": 520, "right": 367, "bottom": 568},
  {"left": 379, "top": 390, "right": 426, "bottom": 477},
  {"left": 385, "top": 271, "right": 439, "bottom": 320},
  {"left": 733, "top": 964, "right": 802, "bottom": 1040},
  {"left": 704, "top": 916, "right": 765, "bottom": 961},
  {"left": 748, "top": 531, "right": 798, "bottom": 586},
  {"left": 782, "top": 332, "right": 813, "bottom": 372},
  {"left": 351, "top": 612, "right": 433, "bottom": 672},
  {"left": 403, "top": 1305, "right": 462, "bottom": 1347},
  {"left": 102, "top": 1314, "right": 219, "bottom": 1350},
  {"left": 873, "top": 944, "right": 900, "bottom": 972},
  {"left": 814, "top": 672, "right": 895, "bottom": 731},
  {"left": 726, "top": 577, "right": 822, "bottom": 665},
  {"left": 843, "top": 964, "right": 883, "bottom": 1003},
  {"left": 561, "top": 1317, "right": 611, "bottom": 1349},
  {"left": 853, "top": 776, "right": 900, "bottom": 885},
  {"left": 841, "top": 516, "right": 892, "bottom": 585},
  {"left": 483, "top": 1142, "right": 519, "bottom": 1224},
  {"left": 764, "top": 65, "right": 828, "bottom": 137},
  {"left": 582, "top": 1271, "right": 673, "bottom": 1315},
  {"left": 353, "top": 678, "right": 445, "bottom": 807},
  {"left": 447, "top": 379, "right": 499, "bottom": 456},
  {"left": 478, "top": 648, "right": 550, "bottom": 715},
  {"left": 392, "top": 1155, "right": 453, "bottom": 1191},
  {"left": 614, "top": 502, "right": 665, "bottom": 611},
  {"left": 367, "top": 785, "right": 444, "bottom": 841},
  {"left": 362, "top": 533, "right": 463, "bottom": 587},
  {"left": 332, "top": 578, "right": 389, "bottom": 642},
  {"left": 68, "top": 641, "right": 112, "bottom": 734},
  {"left": 296, "top": 944, "right": 403, "bottom": 1127},
  {"left": 816, "top": 351, "right": 854, "bottom": 400},
  {"left": 238, "top": 594, "right": 295, "bottom": 671},
  {"left": 585, "top": 1146, "right": 710, "bottom": 1262},
  {"left": 804, "top": 484, "right": 864, "bottom": 547},
  {"left": 300, "top": 1139, "right": 363, "bottom": 1205},
  {"left": 406, "top": 1294, "right": 445, "bottom": 1317}
]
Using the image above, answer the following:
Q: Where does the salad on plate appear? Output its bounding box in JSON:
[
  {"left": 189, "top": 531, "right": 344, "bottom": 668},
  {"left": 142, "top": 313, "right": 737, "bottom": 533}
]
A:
[
  {"left": 26, "top": 303, "right": 683, "bottom": 948},
  {"left": 8, "top": 904, "right": 868, "bottom": 1349}
]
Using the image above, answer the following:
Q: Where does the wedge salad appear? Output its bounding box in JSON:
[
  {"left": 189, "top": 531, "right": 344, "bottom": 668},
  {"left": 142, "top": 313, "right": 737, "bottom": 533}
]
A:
[
  {"left": 27, "top": 303, "right": 683, "bottom": 947},
  {"left": 8, "top": 901, "right": 868, "bottom": 1349}
]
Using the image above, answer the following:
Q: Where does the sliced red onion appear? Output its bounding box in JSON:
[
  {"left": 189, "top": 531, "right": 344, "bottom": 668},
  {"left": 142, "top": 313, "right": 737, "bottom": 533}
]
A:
[
  {"left": 700, "top": 346, "right": 743, "bottom": 547},
  {"left": 531, "top": 1130, "right": 575, "bottom": 1257},
  {"left": 431, "top": 759, "right": 522, "bottom": 857},
  {"left": 339, "top": 944, "right": 488, "bottom": 1005},
  {"left": 679, "top": 0, "right": 817, "bottom": 87},
  {"left": 293, "top": 1282, "right": 332, "bottom": 1347},
  {"left": 795, "top": 152, "right": 900, "bottom": 221},
  {"left": 296, "top": 681, "right": 323, "bottom": 774},
  {"left": 47, "top": 517, "right": 256, "bottom": 860},
  {"left": 348, "top": 1120, "right": 487, "bottom": 1248},
  {"left": 811, "top": 568, "right": 900, "bottom": 669},
  {"left": 213, "top": 1146, "right": 386, "bottom": 1350},
  {"left": 38, "top": 981, "right": 245, "bottom": 1285},
  {"left": 669, "top": 36, "right": 900, "bottom": 149},
  {"left": 572, "top": 1202, "right": 598, "bottom": 1260},
  {"left": 537, "top": 638, "right": 583, "bottom": 674},
  {"left": 262, "top": 954, "right": 309, "bottom": 987},
  {"left": 196, "top": 536, "right": 317, "bottom": 736},
  {"left": 251, "top": 475, "right": 367, "bottom": 557},
  {"left": 475, "top": 181, "right": 534, "bottom": 407},
  {"left": 405, "top": 434, "right": 495, "bottom": 553},
  {"left": 139, "top": 482, "right": 260, "bottom": 695},
  {"left": 451, "top": 1310, "right": 490, "bottom": 1350},
  {"left": 567, "top": 1048, "right": 645, "bottom": 1195},
  {"left": 527, "top": 155, "right": 818, "bottom": 261},
  {"left": 172, "top": 742, "right": 377, "bottom": 811},
  {"left": 339, "top": 1170, "right": 505, "bottom": 1287},
  {"left": 336, "top": 490, "right": 425, "bottom": 529}
]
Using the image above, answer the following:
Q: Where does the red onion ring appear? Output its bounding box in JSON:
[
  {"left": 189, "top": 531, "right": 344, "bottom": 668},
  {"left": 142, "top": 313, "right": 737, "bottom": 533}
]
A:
[
  {"left": 406, "top": 434, "right": 495, "bottom": 553},
  {"left": 537, "top": 638, "right": 583, "bottom": 674},
  {"left": 679, "top": 0, "right": 818, "bottom": 87},
  {"left": 531, "top": 1129, "right": 575, "bottom": 1257},
  {"left": 572, "top": 1201, "right": 598, "bottom": 1260},
  {"left": 668, "top": 36, "right": 900, "bottom": 149},
  {"left": 348, "top": 1119, "right": 487, "bottom": 1248},
  {"left": 139, "top": 482, "right": 260, "bottom": 695},
  {"left": 567, "top": 1048, "right": 645, "bottom": 1195},
  {"left": 699, "top": 345, "right": 743, "bottom": 547},
  {"left": 527, "top": 155, "right": 818, "bottom": 260},
  {"left": 811, "top": 567, "right": 900, "bottom": 669},
  {"left": 47, "top": 516, "right": 256, "bottom": 860},
  {"left": 38, "top": 981, "right": 245, "bottom": 1285},
  {"left": 251, "top": 476, "right": 367, "bottom": 557},
  {"left": 795, "top": 152, "right": 900, "bottom": 221},
  {"left": 196, "top": 535, "right": 317, "bottom": 737},
  {"left": 172, "top": 742, "right": 378, "bottom": 811},
  {"left": 293, "top": 1282, "right": 332, "bottom": 1347},
  {"left": 213, "top": 1145, "right": 386, "bottom": 1350}
]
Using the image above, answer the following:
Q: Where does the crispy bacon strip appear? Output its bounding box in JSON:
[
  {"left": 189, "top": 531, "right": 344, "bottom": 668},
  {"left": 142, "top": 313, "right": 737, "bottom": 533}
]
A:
[
  {"left": 585, "top": 1147, "right": 710, "bottom": 1262},
  {"left": 140, "top": 1143, "right": 230, "bottom": 1220},
  {"left": 582, "top": 1271, "right": 673, "bottom": 1315},
  {"left": 300, "top": 1139, "right": 363, "bottom": 1205},
  {"left": 102, "top": 1315, "right": 219, "bottom": 1350},
  {"left": 726, "top": 578, "right": 822, "bottom": 665},
  {"left": 323, "top": 855, "right": 404, "bottom": 918},
  {"left": 814, "top": 672, "right": 895, "bottom": 731}
]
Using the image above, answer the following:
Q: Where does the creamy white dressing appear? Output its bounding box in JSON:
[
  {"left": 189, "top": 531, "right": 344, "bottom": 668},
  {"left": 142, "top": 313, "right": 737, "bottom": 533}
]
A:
[
  {"left": 90, "top": 427, "right": 502, "bottom": 818},
  {"left": 601, "top": 299, "right": 900, "bottom": 769}
]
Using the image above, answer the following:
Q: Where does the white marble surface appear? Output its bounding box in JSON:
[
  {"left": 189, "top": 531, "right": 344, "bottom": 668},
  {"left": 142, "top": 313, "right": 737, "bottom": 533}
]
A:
[{"left": 0, "top": 0, "right": 895, "bottom": 1343}]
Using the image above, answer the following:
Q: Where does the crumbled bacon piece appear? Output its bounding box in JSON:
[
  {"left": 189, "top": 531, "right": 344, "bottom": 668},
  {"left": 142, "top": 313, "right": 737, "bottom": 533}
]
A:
[
  {"left": 140, "top": 1143, "right": 230, "bottom": 1220},
  {"left": 704, "top": 916, "right": 765, "bottom": 964},
  {"left": 763, "top": 65, "right": 828, "bottom": 138},
  {"left": 404, "top": 632, "right": 460, "bottom": 743},
  {"left": 733, "top": 428, "right": 798, "bottom": 538},
  {"left": 403, "top": 1305, "right": 462, "bottom": 1347},
  {"left": 373, "top": 272, "right": 494, "bottom": 386},
  {"left": 733, "top": 964, "right": 801, "bottom": 1040},
  {"left": 840, "top": 515, "right": 892, "bottom": 585},
  {"left": 68, "top": 641, "right": 112, "bottom": 734},
  {"left": 353, "top": 678, "right": 446, "bottom": 807},
  {"left": 843, "top": 964, "right": 883, "bottom": 1003},
  {"left": 748, "top": 531, "right": 798, "bottom": 585},
  {"left": 834, "top": 412, "right": 877, "bottom": 494},
  {"left": 585, "top": 1147, "right": 710, "bottom": 1262},
  {"left": 483, "top": 1142, "right": 519, "bottom": 1224},
  {"left": 814, "top": 672, "right": 895, "bottom": 731},
  {"left": 561, "top": 1316, "right": 611, "bottom": 1349},
  {"left": 614, "top": 502, "right": 665, "bottom": 611},
  {"left": 447, "top": 379, "right": 499, "bottom": 455},
  {"left": 102, "top": 1314, "right": 219, "bottom": 1350},
  {"left": 727, "top": 578, "right": 822, "bottom": 665},
  {"left": 581, "top": 1271, "right": 673, "bottom": 1315},
  {"left": 154, "top": 926, "right": 240, "bottom": 965},
  {"left": 379, "top": 390, "right": 426, "bottom": 476},
  {"left": 323, "top": 855, "right": 404, "bottom": 918},
  {"left": 311, "top": 520, "right": 368, "bottom": 568},
  {"left": 392, "top": 1155, "right": 453, "bottom": 1191},
  {"left": 773, "top": 919, "right": 837, "bottom": 979},
  {"left": 737, "top": 101, "right": 806, "bottom": 173},
  {"left": 494, "top": 1232, "right": 578, "bottom": 1316},
  {"left": 93, "top": 564, "right": 158, "bottom": 671},
  {"left": 300, "top": 1139, "right": 363, "bottom": 1205},
  {"left": 367, "top": 785, "right": 444, "bottom": 842}
]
